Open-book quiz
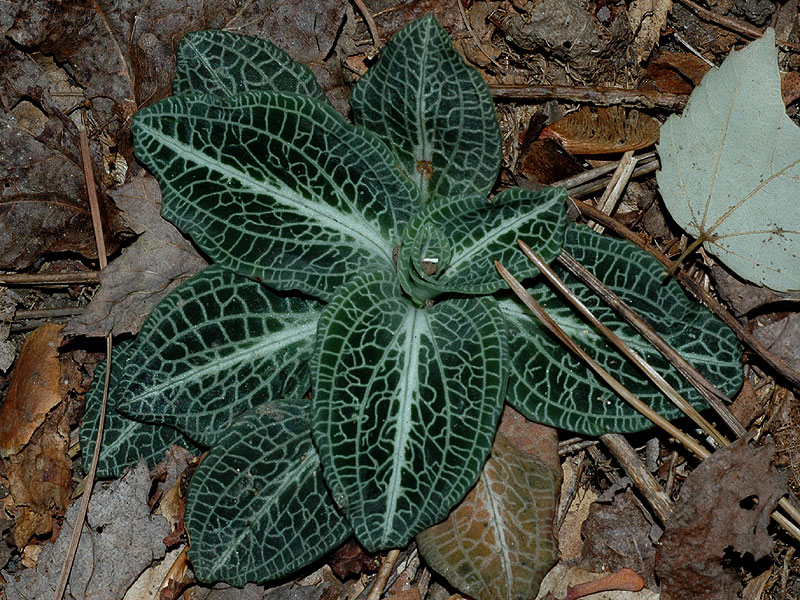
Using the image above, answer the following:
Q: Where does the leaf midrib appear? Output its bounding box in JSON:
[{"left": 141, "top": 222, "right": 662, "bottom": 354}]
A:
[
  {"left": 126, "top": 319, "right": 317, "bottom": 404},
  {"left": 382, "top": 307, "right": 425, "bottom": 541},
  {"left": 141, "top": 120, "right": 394, "bottom": 264}
]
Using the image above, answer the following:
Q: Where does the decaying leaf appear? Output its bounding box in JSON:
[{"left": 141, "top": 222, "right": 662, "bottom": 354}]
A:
[
  {"left": 657, "top": 29, "right": 800, "bottom": 291},
  {"left": 753, "top": 313, "right": 800, "bottom": 375},
  {"left": 2, "top": 461, "right": 169, "bottom": 600},
  {"left": 66, "top": 175, "right": 208, "bottom": 337},
  {"left": 0, "top": 323, "right": 64, "bottom": 457},
  {"left": 540, "top": 107, "right": 660, "bottom": 155},
  {"left": 0, "top": 39, "right": 119, "bottom": 269},
  {"left": 6, "top": 402, "right": 72, "bottom": 549},
  {"left": 655, "top": 437, "right": 787, "bottom": 600},
  {"left": 416, "top": 406, "right": 561, "bottom": 600},
  {"left": 580, "top": 489, "right": 658, "bottom": 589}
]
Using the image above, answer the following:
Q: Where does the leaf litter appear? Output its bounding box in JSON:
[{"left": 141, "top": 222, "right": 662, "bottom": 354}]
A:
[{"left": 3, "top": 1, "right": 800, "bottom": 599}]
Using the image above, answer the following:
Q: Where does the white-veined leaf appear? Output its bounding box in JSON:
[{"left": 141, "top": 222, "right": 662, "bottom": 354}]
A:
[
  {"left": 351, "top": 15, "right": 502, "bottom": 204},
  {"left": 502, "top": 223, "right": 742, "bottom": 435},
  {"left": 312, "top": 269, "right": 507, "bottom": 550},
  {"left": 186, "top": 401, "right": 350, "bottom": 585},
  {"left": 117, "top": 265, "right": 320, "bottom": 446},
  {"left": 132, "top": 91, "right": 418, "bottom": 301},
  {"left": 173, "top": 30, "right": 327, "bottom": 100}
]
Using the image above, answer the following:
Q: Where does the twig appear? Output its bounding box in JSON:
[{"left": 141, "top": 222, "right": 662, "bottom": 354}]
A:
[
  {"left": 14, "top": 307, "right": 85, "bottom": 320},
  {"left": 0, "top": 272, "right": 98, "bottom": 286},
  {"left": 353, "top": 0, "right": 382, "bottom": 48},
  {"left": 518, "top": 240, "right": 728, "bottom": 447},
  {"left": 366, "top": 549, "right": 401, "bottom": 600},
  {"left": 494, "top": 260, "right": 709, "bottom": 458},
  {"left": 590, "top": 150, "right": 637, "bottom": 233},
  {"left": 569, "top": 199, "right": 800, "bottom": 390},
  {"left": 555, "top": 250, "right": 744, "bottom": 438},
  {"left": 600, "top": 433, "right": 674, "bottom": 523},
  {"left": 565, "top": 568, "right": 645, "bottom": 600},
  {"left": 489, "top": 83, "right": 687, "bottom": 110},
  {"left": 53, "top": 129, "right": 110, "bottom": 600}
]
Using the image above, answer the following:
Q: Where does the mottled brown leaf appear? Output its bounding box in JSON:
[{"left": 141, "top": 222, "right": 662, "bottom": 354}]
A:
[
  {"left": 416, "top": 406, "right": 561, "bottom": 600},
  {"left": 0, "top": 39, "right": 119, "bottom": 269},
  {"left": 540, "top": 107, "right": 660, "bottom": 155},
  {"left": 0, "top": 323, "right": 64, "bottom": 457},
  {"left": 66, "top": 175, "right": 208, "bottom": 337},
  {"left": 7, "top": 402, "right": 72, "bottom": 548},
  {"left": 580, "top": 489, "right": 658, "bottom": 589},
  {"left": 752, "top": 313, "right": 800, "bottom": 375},
  {"left": 655, "top": 437, "right": 787, "bottom": 600}
]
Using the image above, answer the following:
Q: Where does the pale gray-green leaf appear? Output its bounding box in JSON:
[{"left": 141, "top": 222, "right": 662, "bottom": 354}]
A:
[
  {"left": 132, "top": 91, "right": 418, "bottom": 301},
  {"left": 185, "top": 402, "right": 350, "bottom": 585},
  {"left": 80, "top": 342, "right": 196, "bottom": 478},
  {"left": 350, "top": 14, "right": 502, "bottom": 204},
  {"left": 312, "top": 269, "right": 507, "bottom": 550},
  {"left": 503, "top": 223, "right": 742, "bottom": 435},
  {"left": 117, "top": 265, "right": 320, "bottom": 446},
  {"left": 398, "top": 187, "right": 567, "bottom": 301},
  {"left": 173, "top": 30, "right": 327, "bottom": 100},
  {"left": 658, "top": 28, "right": 800, "bottom": 291}
]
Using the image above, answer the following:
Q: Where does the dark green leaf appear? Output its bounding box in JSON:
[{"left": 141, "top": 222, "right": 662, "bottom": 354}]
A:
[
  {"left": 398, "top": 187, "right": 567, "bottom": 302},
  {"left": 173, "top": 30, "right": 327, "bottom": 100},
  {"left": 186, "top": 401, "right": 350, "bottom": 585},
  {"left": 117, "top": 265, "right": 320, "bottom": 446},
  {"left": 312, "top": 269, "right": 507, "bottom": 550},
  {"left": 351, "top": 15, "right": 502, "bottom": 204},
  {"left": 132, "top": 91, "right": 418, "bottom": 301},
  {"left": 80, "top": 342, "right": 196, "bottom": 478},
  {"left": 502, "top": 223, "right": 743, "bottom": 435}
]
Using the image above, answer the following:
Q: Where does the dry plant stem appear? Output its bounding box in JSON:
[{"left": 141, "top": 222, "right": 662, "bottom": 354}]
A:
[
  {"left": 556, "top": 249, "right": 745, "bottom": 437},
  {"left": 54, "top": 129, "right": 110, "bottom": 600},
  {"left": 675, "top": 0, "right": 765, "bottom": 40},
  {"left": 352, "top": 0, "right": 382, "bottom": 48},
  {"left": 0, "top": 272, "right": 98, "bottom": 286},
  {"left": 565, "top": 160, "right": 659, "bottom": 199},
  {"left": 600, "top": 433, "right": 674, "bottom": 523},
  {"left": 553, "top": 152, "right": 657, "bottom": 191},
  {"left": 556, "top": 452, "right": 586, "bottom": 531},
  {"left": 489, "top": 83, "right": 687, "bottom": 110},
  {"left": 494, "top": 260, "right": 709, "bottom": 458},
  {"left": 591, "top": 150, "right": 637, "bottom": 233},
  {"left": 495, "top": 260, "right": 800, "bottom": 541},
  {"left": 518, "top": 240, "right": 729, "bottom": 447},
  {"left": 14, "top": 307, "right": 84, "bottom": 320},
  {"left": 570, "top": 199, "right": 800, "bottom": 390},
  {"left": 367, "top": 549, "right": 401, "bottom": 600}
]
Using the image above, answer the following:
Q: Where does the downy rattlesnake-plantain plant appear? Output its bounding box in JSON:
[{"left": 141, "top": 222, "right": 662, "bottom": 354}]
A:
[{"left": 81, "top": 15, "right": 742, "bottom": 591}]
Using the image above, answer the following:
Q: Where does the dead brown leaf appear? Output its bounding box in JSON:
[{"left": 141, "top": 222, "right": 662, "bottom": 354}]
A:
[
  {"left": 66, "top": 175, "right": 209, "bottom": 337},
  {"left": 639, "top": 50, "right": 711, "bottom": 95},
  {"left": 655, "top": 436, "right": 787, "bottom": 600},
  {"left": 0, "top": 39, "right": 121, "bottom": 269},
  {"left": 580, "top": 489, "right": 658, "bottom": 589},
  {"left": 752, "top": 313, "right": 800, "bottom": 375},
  {"left": 7, "top": 402, "right": 72, "bottom": 549},
  {"left": 0, "top": 323, "right": 64, "bottom": 458},
  {"left": 539, "top": 107, "right": 660, "bottom": 155},
  {"left": 416, "top": 406, "right": 561, "bottom": 600}
]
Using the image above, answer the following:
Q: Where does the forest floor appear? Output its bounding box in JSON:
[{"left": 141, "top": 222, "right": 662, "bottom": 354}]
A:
[{"left": 1, "top": 0, "right": 800, "bottom": 599}]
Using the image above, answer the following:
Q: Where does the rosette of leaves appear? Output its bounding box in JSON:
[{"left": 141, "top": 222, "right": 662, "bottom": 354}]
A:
[{"left": 81, "top": 16, "right": 743, "bottom": 592}]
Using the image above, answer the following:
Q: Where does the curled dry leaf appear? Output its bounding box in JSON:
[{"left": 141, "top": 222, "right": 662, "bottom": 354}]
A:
[
  {"left": 66, "top": 175, "right": 208, "bottom": 337},
  {"left": 416, "top": 406, "right": 561, "bottom": 600},
  {"left": 627, "top": 0, "right": 673, "bottom": 64},
  {"left": 655, "top": 436, "right": 787, "bottom": 600},
  {"left": 7, "top": 402, "right": 72, "bottom": 549},
  {"left": 539, "top": 107, "right": 660, "bottom": 155},
  {"left": 0, "top": 323, "right": 64, "bottom": 457}
]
